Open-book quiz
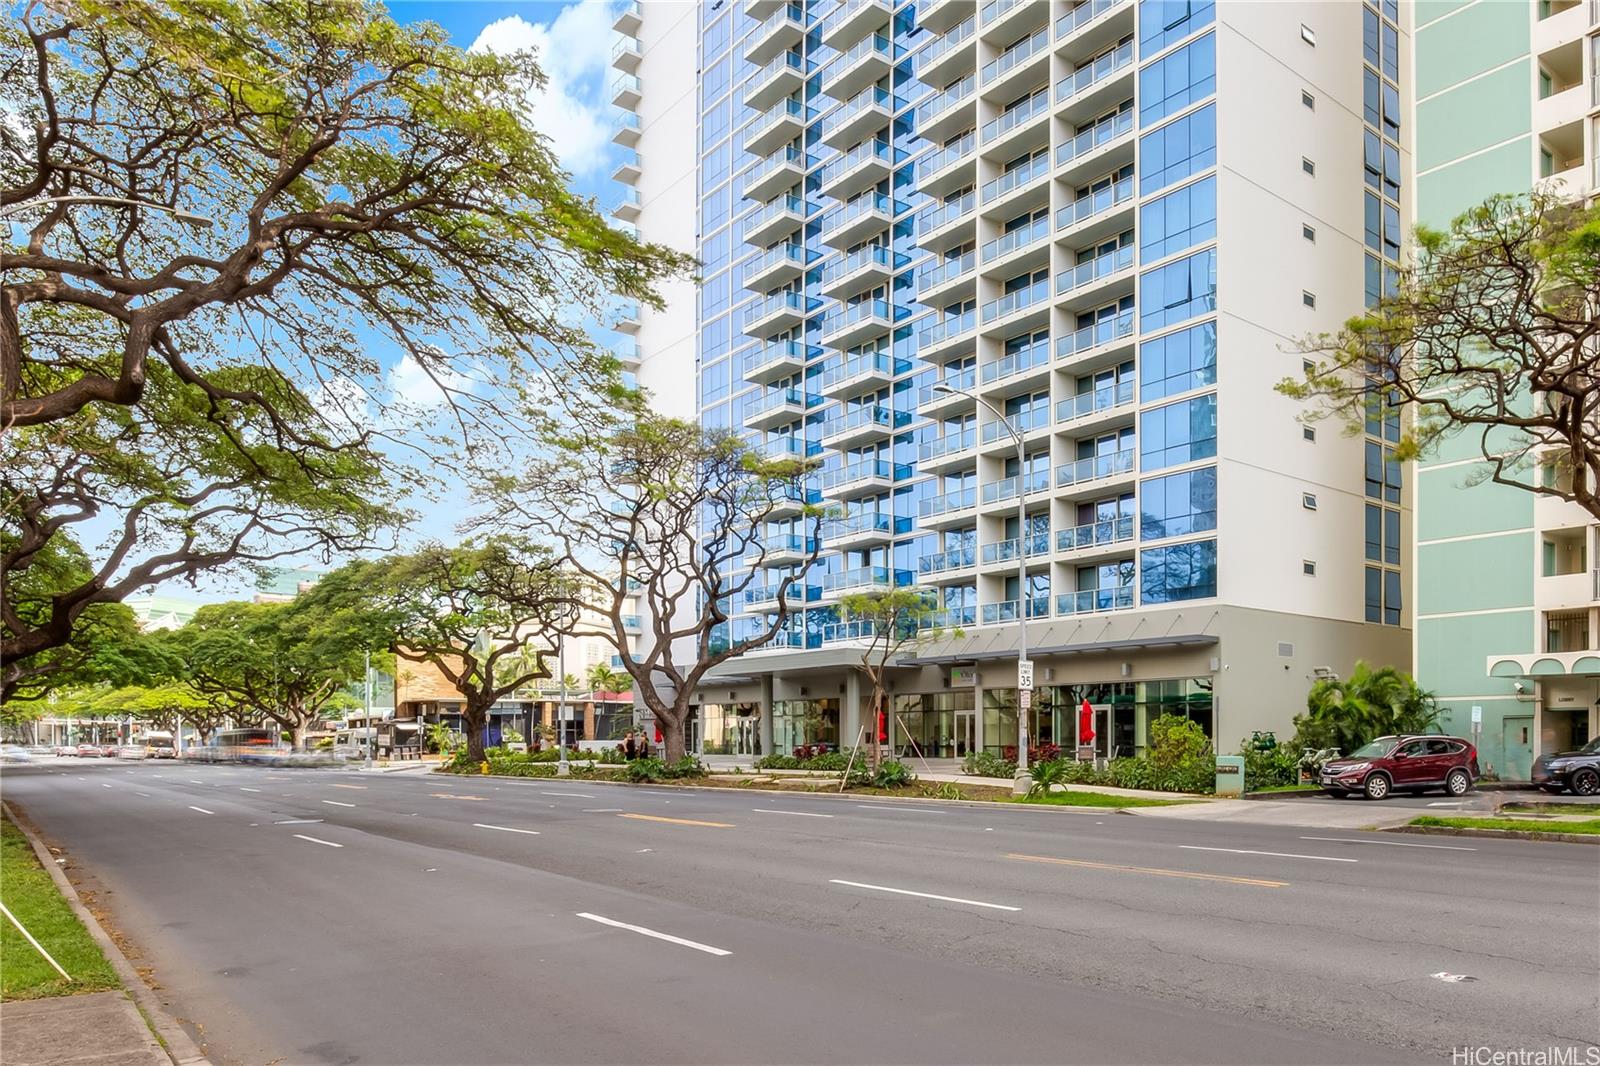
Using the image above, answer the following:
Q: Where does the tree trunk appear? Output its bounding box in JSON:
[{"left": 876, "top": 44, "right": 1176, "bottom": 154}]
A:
[
  {"left": 659, "top": 705, "right": 687, "bottom": 764},
  {"left": 291, "top": 722, "right": 308, "bottom": 751},
  {"left": 463, "top": 701, "right": 489, "bottom": 764}
]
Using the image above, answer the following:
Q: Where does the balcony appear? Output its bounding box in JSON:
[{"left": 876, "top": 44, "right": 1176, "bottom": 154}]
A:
[
  {"left": 979, "top": 340, "right": 1051, "bottom": 391},
  {"left": 821, "top": 566, "right": 908, "bottom": 598},
  {"left": 924, "top": 604, "right": 978, "bottom": 629},
  {"left": 917, "top": 250, "right": 977, "bottom": 303},
  {"left": 822, "top": 620, "right": 881, "bottom": 644},
  {"left": 916, "top": 74, "right": 977, "bottom": 143},
  {"left": 611, "top": 74, "right": 641, "bottom": 110},
  {"left": 979, "top": 468, "right": 1050, "bottom": 510},
  {"left": 819, "top": 193, "right": 895, "bottom": 249},
  {"left": 614, "top": 299, "right": 641, "bottom": 333},
  {"left": 915, "top": 132, "right": 977, "bottom": 197},
  {"left": 981, "top": 151, "right": 1050, "bottom": 209},
  {"left": 611, "top": 35, "right": 641, "bottom": 74},
  {"left": 1056, "top": 514, "right": 1135, "bottom": 555},
  {"left": 980, "top": 213, "right": 1050, "bottom": 267},
  {"left": 742, "top": 289, "right": 816, "bottom": 338},
  {"left": 1055, "top": 378, "right": 1134, "bottom": 430},
  {"left": 979, "top": 405, "right": 1049, "bottom": 451},
  {"left": 1056, "top": 242, "right": 1134, "bottom": 303},
  {"left": 752, "top": 434, "right": 821, "bottom": 462},
  {"left": 745, "top": 3, "right": 807, "bottom": 66},
  {"left": 1055, "top": 174, "right": 1135, "bottom": 243},
  {"left": 740, "top": 193, "right": 808, "bottom": 246},
  {"left": 920, "top": 485, "right": 979, "bottom": 527},
  {"left": 819, "top": 403, "right": 911, "bottom": 448},
  {"left": 981, "top": 597, "right": 1051, "bottom": 624},
  {"left": 823, "top": 511, "right": 901, "bottom": 548},
  {"left": 1056, "top": 108, "right": 1134, "bottom": 184},
  {"left": 1055, "top": 0, "right": 1130, "bottom": 47},
  {"left": 917, "top": 308, "right": 977, "bottom": 362},
  {"left": 759, "top": 532, "right": 816, "bottom": 566},
  {"left": 612, "top": 187, "right": 641, "bottom": 222},
  {"left": 821, "top": 86, "right": 894, "bottom": 150},
  {"left": 920, "top": 0, "right": 974, "bottom": 34},
  {"left": 818, "top": 139, "right": 896, "bottom": 201},
  {"left": 1057, "top": 307, "right": 1135, "bottom": 364},
  {"left": 819, "top": 244, "right": 896, "bottom": 299},
  {"left": 820, "top": 1, "right": 891, "bottom": 51},
  {"left": 980, "top": 275, "right": 1050, "bottom": 327},
  {"left": 612, "top": 0, "right": 641, "bottom": 35},
  {"left": 742, "top": 242, "right": 811, "bottom": 292},
  {"left": 1056, "top": 37, "right": 1133, "bottom": 116},
  {"left": 980, "top": 0, "right": 1046, "bottom": 42},
  {"left": 981, "top": 27, "right": 1050, "bottom": 93},
  {"left": 611, "top": 150, "right": 640, "bottom": 185},
  {"left": 616, "top": 341, "right": 641, "bottom": 370},
  {"left": 915, "top": 20, "right": 975, "bottom": 85},
  {"left": 980, "top": 531, "right": 1051, "bottom": 566},
  {"left": 741, "top": 145, "right": 808, "bottom": 202},
  {"left": 745, "top": 51, "right": 807, "bottom": 111},
  {"left": 612, "top": 110, "right": 640, "bottom": 149},
  {"left": 767, "top": 481, "right": 825, "bottom": 518},
  {"left": 819, "top": 457, "right": 908, "bottom": 499},
  {"left": 917, "top": 373, "right": 977, "bottom": 416},
  {"left": 819, "top": 297, "right": 896, "bottom": 349},
  {"left": 1535, "top": 568, "right": 1600, "bottom": 610},
  {"left": 743, "top": 98, "right": 811, "bottom": 157},
  {"left": 744, "top": 579, "right": 815, "bottom": 612},
  {"left": 742, "top": 339, "right": 813, "bottom": 385},
  {"left": 743, "top": 386, "right": 822, "bottom": 431},
  {"left": 918, "top": 429, "right": 977, "bottom": 472},
  {"left": 916, "top": 190, "right": 977, "bottom": 250},
  {"left": 1055, "top": 447, "right": 1136, "bottom": 491},
  {"left": 820, "top": 32, "right": 894, "bottom": 100},
  {"left": 920, "top": 544, "right": 978, "bottom": 578},
  {"left": 819, "top": 350, "right": 906, "bottom": 399},
  {"left": 980, "top": 88, "right": 1050, "bottom": 151},
  {"left": 1056, "top": 585, "right": 1134, "bottom": 617}
]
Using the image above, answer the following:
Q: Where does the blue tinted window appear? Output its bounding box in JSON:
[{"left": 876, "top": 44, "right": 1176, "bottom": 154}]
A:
[
  {"left": 1140, "top": 539, "right": 1218, "bottom": 603},
  {"left": 1140, "top": 103, "right": 1216, "bottom": 194},
  {"left": 1139, "top": 33, "right": 1215, "bottom": 126},
  {"left": 1138, "top": 0, "right": 1215, "bottom": 56},
  {"left": 1140, "top": 176, "right": 1216, "bottom": 260},
  {"left": 1365, "top": 566, "right": 1382, "bottom": 622},
  {"left": 1140, "top": 467, "right": 1217, "bottom": 539},
  {"left": 1141, "top": 320, "right": 1217, "bottom": 401},
  {"left": 1140, "top": 247, "right": 1216, "bottom": 330},
  {"left": 1141, "top": 393, "right": 1217, "bottom": 470}
]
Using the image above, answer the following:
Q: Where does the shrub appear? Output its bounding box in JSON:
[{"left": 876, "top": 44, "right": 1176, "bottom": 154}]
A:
[
  {"left": 1147, "top": 715, "right": 1212, "bottom": 775},
  {"left": 804, "top": 750, "right": 849, "bottom": 771},
  {"left": 961, "top": 751, "right": 1017, "bottom": 779},
  {"left": 625, "top": 757, "right": 665, "bottom": 783},
  {"left": 755, "top": 753, "right": 801, "bottom": 770},
  {"left": 1106, "top": 756, "right": 1155, "bottom": 791},
  {"left": 598, "top": 747, "right": 627, "bottom": 765},
  {"left": 872, "top": 760, "right": 915, "bottom": 789},
  {"left": 661, "top": 756, "right": 707, "bottom": 780},
  {"left": 1057, "top": 759, "right": 1105, "bottom": 784},
  {"left": 1240, "top": 738, "right": 1301, "bottom": 791},
  {"left": 1027, "top": 758, "right": 1069, "bottom": 797}
]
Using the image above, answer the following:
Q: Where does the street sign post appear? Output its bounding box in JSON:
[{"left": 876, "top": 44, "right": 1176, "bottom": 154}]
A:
[
  {"left": 1018, "top": 688, "right": 1032, "bottom": 710},
  {"left": 1017, "top": 658, "right": 1033, "bottom": 690}
]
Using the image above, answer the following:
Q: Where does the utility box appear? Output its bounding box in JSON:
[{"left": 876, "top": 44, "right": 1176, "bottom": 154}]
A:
[{"left": 1214, "top": 755, "right": 1245, "bottom": 798}]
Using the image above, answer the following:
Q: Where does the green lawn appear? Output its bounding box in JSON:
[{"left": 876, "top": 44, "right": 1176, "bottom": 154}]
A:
[
  {"left": 1249, "top": 783, "right": 1321, "bottom": 794},
  {"left": 1016, "top": 791, "right": 1197, "bottom": 808},
  {"left": 1, "top": 814, "right": 121, "bottom": 999},
  {"left": 1410, "top": 815, "right": 1600, "bottom": 836}
]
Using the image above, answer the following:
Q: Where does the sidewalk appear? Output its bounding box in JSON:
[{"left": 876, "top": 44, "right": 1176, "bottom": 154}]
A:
[{"left": 0, "top": 992, "right": 169, "bottom": 1066}]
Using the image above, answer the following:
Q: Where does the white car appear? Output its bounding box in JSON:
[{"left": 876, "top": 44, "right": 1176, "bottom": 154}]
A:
[{"left": 1, "top": 744, "right": 35, "bottom": 764}]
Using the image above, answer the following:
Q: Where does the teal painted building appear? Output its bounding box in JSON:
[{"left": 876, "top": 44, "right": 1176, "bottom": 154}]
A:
[{"left": 1413, "top": 0, "right": 1598, "bottom": 779}]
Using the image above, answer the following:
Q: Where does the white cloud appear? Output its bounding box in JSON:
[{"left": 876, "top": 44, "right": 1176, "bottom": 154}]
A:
[
  {"left": 384, "top": 352, "right": 474, "bottom": 410},
  {"left": 470, "top": 6, "right": 618, "bottom": 179}
]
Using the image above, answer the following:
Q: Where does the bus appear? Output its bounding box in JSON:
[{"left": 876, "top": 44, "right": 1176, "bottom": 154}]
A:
[
  {"left": 139, "top": 731, "right": 177, "bottom": 759},
  {"left": 198, "top": 727, "right": 282, "bottom": 763}
]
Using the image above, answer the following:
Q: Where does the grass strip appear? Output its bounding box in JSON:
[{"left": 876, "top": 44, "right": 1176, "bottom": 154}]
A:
[
  {"left": 1, "top": 813, "right": 120, "bottom": 999},
  {"left": 1015, "top": 791, "right": 1197, "bottom": 808},
  {"left": 1409, "top": 815, "right": 1600, "bottom": 835}
]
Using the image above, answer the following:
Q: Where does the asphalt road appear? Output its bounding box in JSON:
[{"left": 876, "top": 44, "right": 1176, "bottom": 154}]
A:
[{"left": 3, "top": 760, "right": 1596, "bottom": 1066}]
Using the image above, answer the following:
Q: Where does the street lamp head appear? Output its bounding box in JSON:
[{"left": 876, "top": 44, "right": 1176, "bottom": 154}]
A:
[
  {"left": 931, "top": 382, "right": 955, "bottom": 395},
  {"left": 172, "top": 209, "right": 214, "bottom": 229}
]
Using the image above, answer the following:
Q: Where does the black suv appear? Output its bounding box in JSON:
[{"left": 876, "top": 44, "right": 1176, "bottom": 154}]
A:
[{"left": 1532, "top": 737, "right": 1600, "bottom": 796}]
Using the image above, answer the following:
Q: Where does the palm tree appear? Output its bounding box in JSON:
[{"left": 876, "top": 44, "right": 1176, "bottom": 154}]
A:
[
  {"left": 586, "top": 662, "right": 632, "bottom": 694},
  {"left": 1292, "top": 661, "right": 1441, "bottom": 753}
]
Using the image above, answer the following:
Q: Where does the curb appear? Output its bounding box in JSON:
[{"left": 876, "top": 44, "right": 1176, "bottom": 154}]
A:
[
  {"left": 2, "top": 801, "right": 212, "bottom": 1065},
  {"left": 1385, "top": 823, "right": 1600, "bottom": 845}
]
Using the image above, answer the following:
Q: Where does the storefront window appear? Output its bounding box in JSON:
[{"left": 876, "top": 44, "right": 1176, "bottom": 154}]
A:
[
  {"left": 892, "top": 691, "right": 975, "bottom": 758},
  {"left": 773, "top": 699, "right": 840, "bottom": 754},
  {"left": 700, "top": 702, "right": 762, "bottom": 756}
]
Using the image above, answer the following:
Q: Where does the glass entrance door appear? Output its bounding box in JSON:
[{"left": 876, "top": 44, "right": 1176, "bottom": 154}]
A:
[{"left": 954, "top": 711, "right": 976, "bottom": 757}]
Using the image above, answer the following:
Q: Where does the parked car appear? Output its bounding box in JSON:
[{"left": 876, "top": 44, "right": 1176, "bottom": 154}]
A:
[
  {"left": 1319, "top": 735, "right": 1479, "bottom": 800},
  {"left": 1531, "top": 738, "right": 1600, "bottom": 796},
  {"left": 75, "top": 743, "right": 102, "bottom": 757},
  {"left": 99, "top": 744, "right": 121, "bottom": 758},
  {"left": 54, "top": 745, "right": 78, "bottom": 757}
]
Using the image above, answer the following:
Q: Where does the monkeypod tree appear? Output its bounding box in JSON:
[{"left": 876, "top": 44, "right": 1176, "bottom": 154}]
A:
[
  {"left": 483, "top": 416, "right": 824, "bottom": 765},
  {"left": 1284, "top": 191, "right": 1600, "bottom": 519}
]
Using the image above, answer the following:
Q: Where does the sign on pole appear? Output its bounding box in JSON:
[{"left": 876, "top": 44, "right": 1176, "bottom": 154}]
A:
[
  {"left": 1470, "top": 705, "right": 1482, "bottom": 724},
  {"left": 1018, "top": 688, "right": 1033, "bottom": 710},
  {"left": 1017, "top": 658, "right": 1034, "bottom": 691}
]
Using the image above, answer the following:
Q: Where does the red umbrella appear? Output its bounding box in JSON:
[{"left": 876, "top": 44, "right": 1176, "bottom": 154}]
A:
[
  {"left": 653, "top": 722, "right": 662, "bottom": 744},
  {"left": 1078, "top": 699, "right": 1096, "bottom": 744},
  {"left": 877, "top": 709, "right": 887, "bottom": 744}
]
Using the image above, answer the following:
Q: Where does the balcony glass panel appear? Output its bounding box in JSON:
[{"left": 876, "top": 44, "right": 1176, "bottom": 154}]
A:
[
  {"left": 917, "top": 250, "right": 976, "bottom": 293},
  {"left": 1057, "top": 108, "right": 1134, "bottom": 167},
  {"left": 1056, "top": 39, "right": 1133, "bottom": 103},
  {"left": 1056, "top": 585, "right": 1134, "bottom": 616},
  {"left": 1056, "top": 447, "right": 1135, "bottom": 486},
  {"left": 1057, "top": 307, "right": 1135, "bottom": 358},
  {"left": 981, "top": 89, "right": 1049, "bottom": 144},
  {"left": 1056, "top": 243, "right": 1133, "bottom": 294},
  {"left": 982, "top": 152, "right": 1049, "bottom": 204},
  {"left": 1055, "top": 174, "right": 1134, "bottom": 230},
  {"left": 1056, "top": 378, "right": 1134, "bottom": 420},
  {"left": 980, "top": 214, "right": 1049, "bottom": 262},
  {"left": 1057, "top": 514, "right": 1135, "bottom": 550}
]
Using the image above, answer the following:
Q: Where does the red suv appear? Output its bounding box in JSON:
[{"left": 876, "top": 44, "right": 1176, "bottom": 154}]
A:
[{"left": 1319, "top": 735, "right": 1479, "bottom": 800}]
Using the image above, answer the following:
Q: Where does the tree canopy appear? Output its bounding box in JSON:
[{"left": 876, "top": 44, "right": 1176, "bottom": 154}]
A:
[{"left": 1292, "top": 661, "right": 1442, "bottom": 754}]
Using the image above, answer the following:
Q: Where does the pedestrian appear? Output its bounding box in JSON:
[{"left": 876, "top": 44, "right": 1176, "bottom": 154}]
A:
[{"left": 623, "top": 730, "right": 637, "bottom": 760}]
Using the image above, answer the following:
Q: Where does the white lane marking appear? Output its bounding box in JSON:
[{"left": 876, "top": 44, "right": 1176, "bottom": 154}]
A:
[
  {"left": 635, "top": 790, "right": 675, "bottom": 796},
  {"left": 751, "top": 808, "right": 833, "bottom": 818},
  {"left": 473, "top": 823, "right": 540, "bottom": 835},
  {"left": 539, "top": 791, "right": 596, "bottom": 798},
  {"left": 854, "top": 804, "right": 946, "bottom": 814},
  {"left": 293, "top": 834, "right": 343, "bottom": 848},
  {"left": 828, "top": 879, "right": 1020, "bottom": 911},
  {"left": 583, "top": 808, "right": 625, "bottom": 813},
  {"left": 135, "top": 792, "right": 151, "bottom": 798},
  {"left": 150, "top": 775, "right": 165, "bottom": 779},
  {"left": 1180, "top": 845, "right": 1357, "bottom": 864},
  {"left": 101, "top": 783, "right": 113, "bottom": 789},
  {"left": 273, "top": 818, "right": 323, "bottom": 825},
  {"left": 575, "top": 912, "right": 731, "bottom": 956},
  {"left": 187, "top": 806, "right": 214, "bottom": 815},
  {"left": 1427, "top": 801, "right": 1464, "bottom": 807},
  {"left": 321, "top": 800, "right": 356, "bottom": 808},
  {"left": 1300, "top": 835, "right": 1477, "bottom": 852},
  {"left": 240, "top": 787, "right": 262, "bottom": 793},
  {"left": 189, "top": 779, "right": 205, "bottom": 784}
]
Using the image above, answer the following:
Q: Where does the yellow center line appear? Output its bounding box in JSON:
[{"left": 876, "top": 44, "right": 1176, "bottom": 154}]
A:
[
  {"left": 619, "top": 813, "right": 735, "bottom": 829},
  {"left": 430, "top": 793, "right": 488, "bottom": 801},
  {"left": 1005, "top": 852, "right": 1289, "bottom": 888}
]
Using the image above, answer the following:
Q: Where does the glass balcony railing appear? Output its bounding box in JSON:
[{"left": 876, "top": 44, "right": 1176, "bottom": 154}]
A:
[
  {"left": 918, "top": 429, "right": 976, "bottom": 462},
  {"left": 980, "top": 468, "right": 1049, "bottom": 504},
  {"left": 821, "top": 32, "right": 892, "bottom": 85},
  {"left": 922, "top": 604, "right": 978, "bottom": 629},
  {"left": 741, "top": 289, "right": 812, "bottom": 329},
  {"left": 820, "top": 298, "right": 894, "bottom": 338},
  {"left": 980, "top": 406, "right": 1049, "bottom": 443},
  {"left": 1057, "top": 308, "right": 1135, "bottom": 359},
  {"left": 743, "top": 338, "right": 812, "bottom": 376},
  {"left": 982, "top": 276, "right": 1050, "bottom": 322},
  {"left": 611, "top": 74, "right": 641, "bottom": 100},
  {"left": 742, "top": 145, "right": 807, "bottom": 192},
  {"left": 743, "top": 385, "right": 820, "bottom": 419},
  {"left": 917, "top": 190, "right": 976, "bottom": 234},
  {"left": 981, "top": 89, "right": 1049, "bottom": 144},
  {"left": 621, "top": 614, "right": 643, "bottom": 630},
  {"left": 917, "top": 370, "right": 975, "bottom": 405},
  {"left": 982, "top": 152, "right": 1050, "bottom": 204},
  {"left": 1056, "top": 0, "right": 1127, "bottom": 39},
  {"left": 616, "top": 188, "right": 642, "bottom": 208},
  {"left": 753, "top": 434, "right": 818, "bottom": 460},
  {"left": 743, "top": 580, "right": 806, "bottom": 608},
  {"left": 1056, "top": 174, "right": 1134, "bottom": 231},
  {"left": 1057, "top": 108, "right": 1133, "bottom": 167},
  {"left": 1056, "top": 379, "right": 1134, "bottom": 421},
  {"left": 616, "top": 111, "right": 641, "bottom": 134},
  {"left": 1057, "top": 39, "right": 1134, "bottom": 103},
  {"left": 820, "top": 458, "right": 906, "bottom": 492},
  {"left": 981, "top": 597, "right": 1051, "bottom": 624},
  {"left": 819, "top": 350, "right": 903, "bottom": 390},
  {"left": 820, "top": 245, "right": 894, "bottom": 287},
  {"left": 917, "top": 74, "right": 975, "bottom": 126},
  {"left": 749, "top": 49, "right": 804, "bottom": 92},
  {"left": 822, "top": 565, "right": 904, "bottom": 593},
  {"left": 917, "top": 309, "right": 976, "bottom": 350},
  {"left": 981, "top": 214, "right": 1050, "bottom": 262},
  {"left": 980, "top": 0, "right": 1025, "bottom": 27},
  {"left": 980, "top": 341, "right": 1050, "bottom": 385},
  {"left": 1056, "top": 514, "right": 1135, "bottom": 551},
  {"left": 1057, "top": 243, "right": 1133, "bottom": 294},
  {"left": 980, "top": 532, "right": 1051, "bottom": 564},
  {"left": 919, "top": 485, "right": 977, "bottom": 518},
  {"left": 982, "top": 26, "right": 1050, "bottom": 85},
  {"left": 740, "top": 194, "right": 808, "bottom": 240},
  {"left": 743, "top": 242, "right": 809, "bottom": 285},
  {"left": 916, "top": 131, "right": 975, "bottom": 184},
  {"left": 820, "top": 402, "right": 910, "bottom": 438},
  {"left": 1056, "top": 447, "right": 1135, "bottom": 487},
  {"left": 919, "top": 544, "right": 977, "bottom": 575},
  {"left": 749, "top": 2, "right": 807, "bottom": 51},
  {"left": 818, "top": 140, "right": 893, "bottom": 188},
  {"left": 822, "top": 620, "right": 878, "bottom": 643},
  {"left": 822, "top": 85, "right": 894, "bottom": 139},
  {"left": 742, "top": 98, "right": 809, "bottom": 148},
  {"left": 1057, "top": 586, "right": 1134, "bottom": 616},
  {"left": 914, "top": 17, "right": 975, "bottom": 75},
  {"left": 823, "top": 511, "right": 894, "bottom": 539},
  {"left": 917, "top": 251, "right": 975, "bottom": 293},
  {"left": 821, "top": 192, "right": 894, "bottom": 237}
]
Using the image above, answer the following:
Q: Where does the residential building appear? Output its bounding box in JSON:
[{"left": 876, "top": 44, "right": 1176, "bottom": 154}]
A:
[
  {"left": 124, "top": 593, "right": 203, "bottom": 631},
  {"left": 613, "top": 0, "right": 1413, "bottom": 759},
  {"left": 1412, "top": 0, "right": 1599, "bottom": 779}
]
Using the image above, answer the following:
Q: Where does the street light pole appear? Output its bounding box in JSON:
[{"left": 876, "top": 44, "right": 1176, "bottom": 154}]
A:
[
  {"left": 0, "top": 194, "right": 213, "bottom": 227},
  {"left": 932, "top": 382, "right": 1032, "bottom": 777},
  {"left": 556, "top": 639, "right": 569, "bottom": 777}
]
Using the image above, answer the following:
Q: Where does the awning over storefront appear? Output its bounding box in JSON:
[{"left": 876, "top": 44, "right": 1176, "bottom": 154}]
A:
[
  {"left": 1488, "top": 652, "right": 1600, "bottom": 678},
  {"left": 898, "top": 634, "right": 1218, "bottom": 667}
]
